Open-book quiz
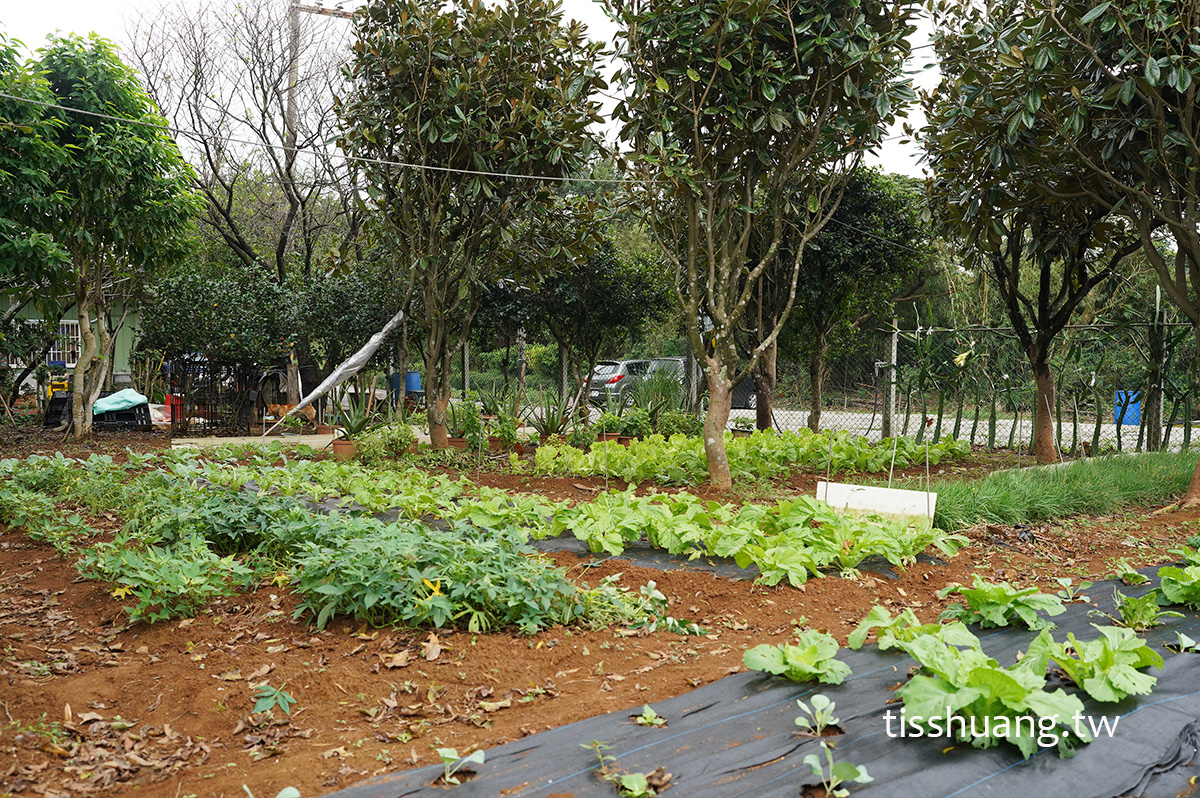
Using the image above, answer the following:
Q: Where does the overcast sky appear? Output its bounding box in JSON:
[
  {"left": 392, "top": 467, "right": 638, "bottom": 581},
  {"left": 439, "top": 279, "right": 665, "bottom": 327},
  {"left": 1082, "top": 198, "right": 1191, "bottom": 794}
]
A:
[{"left": 1, "top": 0, "right": 938, "bottom": 177}]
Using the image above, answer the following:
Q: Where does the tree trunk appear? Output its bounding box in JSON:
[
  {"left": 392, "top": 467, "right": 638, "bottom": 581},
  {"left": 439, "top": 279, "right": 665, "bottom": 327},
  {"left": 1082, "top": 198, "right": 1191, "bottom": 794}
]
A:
[
  {"left": 753, "top": 337, "right": 776, "bottom": 430},
  {"left": 425, "top": 325, "right": 450, "bottom": 448},
  {"left": 1032, "top": 359, "right": 1058, "bottom": 464},
  {"left": 703, "top": 362, "right": 734, "bottom": 489},
  {"left": 807, "top": 329, "right": 827, "bottom": 432}
]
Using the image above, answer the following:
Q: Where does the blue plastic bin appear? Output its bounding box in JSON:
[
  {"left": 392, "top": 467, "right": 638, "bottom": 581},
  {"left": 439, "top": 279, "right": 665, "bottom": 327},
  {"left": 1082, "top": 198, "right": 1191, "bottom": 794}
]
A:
[
  {"left": 1114, "top": 390, "right": 1142, "bottom": 426},
  {"left": 405, "top": 370, "right": 421, "bottom": 393}
]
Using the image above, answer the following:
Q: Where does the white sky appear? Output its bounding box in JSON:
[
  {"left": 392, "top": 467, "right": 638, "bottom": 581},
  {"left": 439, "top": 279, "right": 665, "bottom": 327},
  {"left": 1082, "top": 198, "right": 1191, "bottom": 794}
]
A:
[{"left": 0, "top": 0, "right": 938, "bottom": 177}]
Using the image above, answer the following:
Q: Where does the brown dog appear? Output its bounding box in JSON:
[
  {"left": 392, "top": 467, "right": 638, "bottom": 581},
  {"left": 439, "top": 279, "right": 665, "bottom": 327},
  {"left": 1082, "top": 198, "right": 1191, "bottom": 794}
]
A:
[{"left": 265, "top": 403, "right": 316, "bottom": 424}]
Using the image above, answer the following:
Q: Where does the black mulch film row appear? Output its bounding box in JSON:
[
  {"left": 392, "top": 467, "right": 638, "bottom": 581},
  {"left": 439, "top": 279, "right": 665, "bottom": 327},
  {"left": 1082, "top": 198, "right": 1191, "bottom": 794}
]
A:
[{"left": 323, "top": 565, "right": 1200, "bottom": 798}]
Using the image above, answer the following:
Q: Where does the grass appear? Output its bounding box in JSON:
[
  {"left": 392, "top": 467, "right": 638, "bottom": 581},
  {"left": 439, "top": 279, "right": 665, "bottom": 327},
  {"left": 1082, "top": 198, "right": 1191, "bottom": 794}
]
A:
[{"left": 923, "top": 450, "right": 1199, "bottom": 531}]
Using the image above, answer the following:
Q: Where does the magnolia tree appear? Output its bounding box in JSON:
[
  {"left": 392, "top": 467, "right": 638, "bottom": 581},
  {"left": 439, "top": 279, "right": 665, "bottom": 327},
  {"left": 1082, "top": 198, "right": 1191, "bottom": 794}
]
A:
[
  {"left": 605, "top": 0, "right": 918, "bottom": 487},
  {"left": 338, "top": 0, "right": 606, "bottom": 448},
  {"left": 924, "top": 1, "right": 1143, "bottom": 464}
]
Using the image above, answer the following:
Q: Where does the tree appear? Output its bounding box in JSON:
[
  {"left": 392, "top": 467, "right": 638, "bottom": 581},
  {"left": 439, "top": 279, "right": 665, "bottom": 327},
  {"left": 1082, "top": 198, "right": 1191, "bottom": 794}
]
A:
[
  {"left": 34, "top": 36, "right": 199, "bottom": 439},
  {"left": 530, "top": 235, "right": 673, "bottom": 408},
  {"left": 756, "top": 169, "right": 932, "bottom": 431},
  {"left": 967, "top": 0, "right": 1200, "bottom": 494},
  {"left": 925, "top": 0, "right": 1151, "bottom": 464},
  {"left": 606, "top": 0, "right": 917, "bottom": 487},
  {"left": 127, "top": 0, "right": 359, "bottom": 283},
  {"left": 0, "top": 35, "right": 68, "bottom": 298},
  {"left": 338, "top": 0, "right": 607, "bottom": 448}
]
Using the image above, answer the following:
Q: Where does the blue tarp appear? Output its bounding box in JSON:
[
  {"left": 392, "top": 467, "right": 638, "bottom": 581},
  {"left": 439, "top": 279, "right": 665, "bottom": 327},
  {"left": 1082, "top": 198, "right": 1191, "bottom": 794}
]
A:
[{"left": 93, "top": 388, "right": 148, "bottom": 416}]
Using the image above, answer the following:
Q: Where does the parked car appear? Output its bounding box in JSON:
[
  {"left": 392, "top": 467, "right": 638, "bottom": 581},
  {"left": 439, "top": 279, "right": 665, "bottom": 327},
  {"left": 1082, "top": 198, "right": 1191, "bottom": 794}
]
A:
[
  {"left": 588, "top": 357, "right": 757, "bottom": 409},
  {"left": 587, "top": 359, "right": 650, "bottom": 407},
  {"left": 651, "top": 356, "right": 757, "bottom": 410}
]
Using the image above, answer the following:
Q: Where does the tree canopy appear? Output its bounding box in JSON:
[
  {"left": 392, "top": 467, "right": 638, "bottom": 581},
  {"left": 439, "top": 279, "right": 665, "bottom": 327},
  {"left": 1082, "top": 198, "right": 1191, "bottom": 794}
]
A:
[
  {"left": 338, "top": 0, "right": 607, "bottom": 447},
  {"left": 607, "top": 0, "right": 918, "bottom": 486}
]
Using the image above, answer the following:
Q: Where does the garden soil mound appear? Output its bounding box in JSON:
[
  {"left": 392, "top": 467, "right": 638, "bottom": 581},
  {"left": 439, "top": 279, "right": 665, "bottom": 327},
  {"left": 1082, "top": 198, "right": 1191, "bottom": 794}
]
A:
[{"left": 326, "top": 568, "right": 1200, "bottom": 798}]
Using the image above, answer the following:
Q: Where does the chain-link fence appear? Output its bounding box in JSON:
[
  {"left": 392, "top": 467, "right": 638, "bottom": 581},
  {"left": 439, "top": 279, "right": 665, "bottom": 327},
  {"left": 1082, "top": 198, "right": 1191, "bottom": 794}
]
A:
[
  {"left": 762, "top": 322, "right": 1197, "bottom": 454},
  {"left": 446, "top": 320, "right": 1197, "bottom": 454}
]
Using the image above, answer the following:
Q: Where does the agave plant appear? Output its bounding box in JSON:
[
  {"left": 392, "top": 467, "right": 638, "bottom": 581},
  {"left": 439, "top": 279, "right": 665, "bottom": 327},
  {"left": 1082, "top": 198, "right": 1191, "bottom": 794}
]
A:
[{"left": 527, "top": 390, "right": 571, "bottom": 438}]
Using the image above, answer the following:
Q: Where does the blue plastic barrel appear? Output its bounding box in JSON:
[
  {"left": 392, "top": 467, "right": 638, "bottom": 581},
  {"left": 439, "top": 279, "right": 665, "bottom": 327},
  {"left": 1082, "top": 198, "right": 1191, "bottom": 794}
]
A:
[
  {"left": 1114, "top": 390, "right": 1142, "bottom": 426},
  {"left": 405, "top": 370, "right": 422, "bottom": 393}
]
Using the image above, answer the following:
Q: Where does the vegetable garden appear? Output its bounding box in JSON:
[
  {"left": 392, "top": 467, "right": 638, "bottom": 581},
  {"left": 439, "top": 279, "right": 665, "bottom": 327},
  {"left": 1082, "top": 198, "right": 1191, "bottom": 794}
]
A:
[{"left": 3, "top": 429, "right": 1200, "bottom": 798}]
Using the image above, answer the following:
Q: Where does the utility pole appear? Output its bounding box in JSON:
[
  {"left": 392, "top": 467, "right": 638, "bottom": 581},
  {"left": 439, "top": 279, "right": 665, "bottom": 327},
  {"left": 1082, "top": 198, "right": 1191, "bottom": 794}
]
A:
[{"left": 283, "top": 0, "right": 354, "bottom": 402}]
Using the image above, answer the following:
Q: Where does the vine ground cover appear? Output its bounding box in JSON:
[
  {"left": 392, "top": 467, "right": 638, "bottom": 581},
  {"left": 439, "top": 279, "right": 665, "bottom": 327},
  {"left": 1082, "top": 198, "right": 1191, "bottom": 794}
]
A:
[{"left": 0, "top": 430, "right": 1195, "bottom": 798}]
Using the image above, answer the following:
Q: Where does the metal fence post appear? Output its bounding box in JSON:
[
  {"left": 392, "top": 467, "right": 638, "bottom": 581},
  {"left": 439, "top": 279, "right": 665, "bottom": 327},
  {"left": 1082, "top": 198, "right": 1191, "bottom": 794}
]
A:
[
  {"left": 462, "top": 341, "right": 470, "bottom": 399},
  {"left": 881, "top": 321, "right": 898, "bottom": 439}
]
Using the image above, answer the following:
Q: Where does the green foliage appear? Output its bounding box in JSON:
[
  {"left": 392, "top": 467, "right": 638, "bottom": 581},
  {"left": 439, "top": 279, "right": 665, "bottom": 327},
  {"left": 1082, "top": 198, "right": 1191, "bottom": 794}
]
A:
[
  {"left": 803, "top": 742, "right": 872, "bottom": 798},
  {"left": 355, "top": 423, "right": 416, "bottom": 466},
  {"left": 291, "top": 521, "right": 593, "bottom": 633},
  {"left": 582, "top": 741, "right": 660, "bottom": 798},
  {"left": 338, "top": 0, "right": 607, "bottom": 433},
  {"left": 1110, "top": 559, "right": 1150, "bottom": 586},
  {"left": 1022, "top": 625, "right": 1162, "bottom": 703},
  {"left": 1156, "top": 565, "right": 1200, "bottom": 607},
  {"left": 252, "top": 683, "right": 297, "bottom": 716},
  {"left": 654, "top": 411, "right": 702, "bottom": 439},
  {"left": 78, "top": 535, "right": 252, "bottom": 623},
  {"left": 794, "top": 695, "right": 840, "bottom": 737},
  {"left": 138, "top": 264, "right": 295, "bottom": 364},
  {"left": 898, "top": 630, "right": 1090, "bottom": 759},
  {"left": 1095, "top": 589, "right": 1181, "bottom": 632},
  {"left": 0, "top": 483, "right": 94, "bottom": 556},
  {"left": 436, "top": 748, "right": 485, "bottom": 786},
  {"left": 938, "top": 575, "right": 1066, "bottom": 630},
  {"left": 633, "top": 705, "right": 666, "bottom": 728},
  {"left": 619, "top": 408, "right": 652, "bottom": 439},
  {"left": 527, "top": 390, "right": 571, "bottom": 438},
  {"left": 0, "top": 35, "right": 68, "bottom": 277},
  {"left": 535, "top": 430, "right": 969, "bottom": 485},
  {"left": 847, "top": 606, "right": 978, "bottom": 651},
  {"left": 931, "top": 451, "right": 1199, "bottom": 531},
  {"left": 743, "top": 631, "right": 851, "bottom": 685}
]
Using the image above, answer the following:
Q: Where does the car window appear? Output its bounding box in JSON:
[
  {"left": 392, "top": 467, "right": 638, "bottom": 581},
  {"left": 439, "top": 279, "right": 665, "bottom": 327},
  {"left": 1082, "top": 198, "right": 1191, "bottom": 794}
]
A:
[
  {"left": 591, "top": 363, "right": 619, "bottom": 377},
  {"left": 627, "top": 361, "right": 649, "bottom": 376}
]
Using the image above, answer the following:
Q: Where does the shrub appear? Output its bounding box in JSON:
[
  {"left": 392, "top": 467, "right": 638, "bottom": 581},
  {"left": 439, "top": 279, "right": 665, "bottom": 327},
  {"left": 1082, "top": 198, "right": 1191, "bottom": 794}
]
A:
[
  {"left": 655, "top": 410, "right": 702, "bottom": 438},
  {"left": 356, "top": 422, "right": 416, "bottom": 465}
]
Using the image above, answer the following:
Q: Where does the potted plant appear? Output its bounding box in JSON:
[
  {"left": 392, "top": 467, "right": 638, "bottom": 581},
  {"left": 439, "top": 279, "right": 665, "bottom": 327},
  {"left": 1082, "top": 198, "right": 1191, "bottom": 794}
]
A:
[
  {"left": 331, "top": 391, "right": 377, "bottom": 460},
  {"left": 446, "top": 402, "right": 484, "bottom": 450},
  {"left": 490, "top": 414, "right": 521, "bottom": 452},
  {"left": 527, "top": 390, "right": 570, "bottom": 443},
  {"left": 281, "top": 415, "right": 306, "bottom": 436},
  {"left": 619, "top": 408, "right": 652, "bottom": 445},
  {"left": 478, "top": 380, "right": 513, "bottom": 421},
  {"left": 595, "top": 410, "right": 624, "bottom": 442},
  {"left": 730, "top": 417, "right": 755, "bottom": 438}
]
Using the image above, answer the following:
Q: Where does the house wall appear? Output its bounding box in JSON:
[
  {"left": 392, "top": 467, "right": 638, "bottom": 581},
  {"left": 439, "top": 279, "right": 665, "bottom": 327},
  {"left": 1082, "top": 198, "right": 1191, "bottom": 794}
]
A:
[{"left": 2, "top": 299, "right": 141, "bottom": 376}]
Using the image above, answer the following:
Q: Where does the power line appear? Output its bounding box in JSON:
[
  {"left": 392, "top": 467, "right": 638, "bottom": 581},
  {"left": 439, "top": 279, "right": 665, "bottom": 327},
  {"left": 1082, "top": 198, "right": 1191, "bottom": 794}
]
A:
[
  {"left": 1, "top": 90, "right": 932, "bottom": 254},
  {"left": 0, "top": 91, "right": 640, "bottom": 184}
]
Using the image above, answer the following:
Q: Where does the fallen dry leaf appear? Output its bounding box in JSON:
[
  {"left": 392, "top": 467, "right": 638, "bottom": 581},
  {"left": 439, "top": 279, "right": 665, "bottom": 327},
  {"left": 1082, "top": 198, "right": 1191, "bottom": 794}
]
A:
[
  {"left": 322, "top": 746, "right": 352, "bottom": 759},
  {"left": 213, "top": 670, "right": 243, "bottom": 681},
  {"left": 422, "top": 633, "right": 442, "bottom": 661},
  {"left": 380, "top": 651, "right": 410, "bottom": 669},
  {"left": 246, "top": 663, "right": 274, "bottom": 680},
  {"left": 479, "top": 698, "right": 512, "bottom": 713}
]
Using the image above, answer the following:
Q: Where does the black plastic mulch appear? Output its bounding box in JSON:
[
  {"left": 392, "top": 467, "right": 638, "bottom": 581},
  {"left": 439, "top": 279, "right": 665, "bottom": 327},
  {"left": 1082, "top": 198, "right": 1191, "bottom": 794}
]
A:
[{"left": 324, "top": 568, "right": 1200, "bottom": 798}]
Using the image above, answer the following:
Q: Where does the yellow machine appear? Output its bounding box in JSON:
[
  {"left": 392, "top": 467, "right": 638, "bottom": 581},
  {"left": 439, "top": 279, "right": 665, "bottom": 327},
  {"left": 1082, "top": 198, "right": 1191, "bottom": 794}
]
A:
[{"left": 47, "top": 365, "right": 69, "bottom": 397}]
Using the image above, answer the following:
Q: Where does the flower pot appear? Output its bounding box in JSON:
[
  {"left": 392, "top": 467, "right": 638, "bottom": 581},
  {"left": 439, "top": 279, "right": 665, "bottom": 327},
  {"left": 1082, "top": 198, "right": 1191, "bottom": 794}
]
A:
[
  {"left": 487, "top": 436, "right": 505, "bottom": 452},
  {"left": 597, "top": 431, "right": 622, "bottom": 443},
  {"left": 730, "top": 428, "right": 753, "bottom": 438},
  {"left": 617, "top": 436, "right": 634, "bottom": 447},
  {"left": 316, "top": 424, "right": 337, "bottom": 435},
  {"left": 331, "top": 438, "right": 357, "bottom": 461},
  {"left": 447, "top": 437, "right": 469, "bottom": 449}
]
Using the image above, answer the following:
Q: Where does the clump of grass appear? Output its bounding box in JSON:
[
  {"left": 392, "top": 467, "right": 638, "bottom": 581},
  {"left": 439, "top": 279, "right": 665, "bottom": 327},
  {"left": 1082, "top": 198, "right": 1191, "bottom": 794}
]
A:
[{"left": 929, "top": 451, "right": 1198, "bottom": 531}]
